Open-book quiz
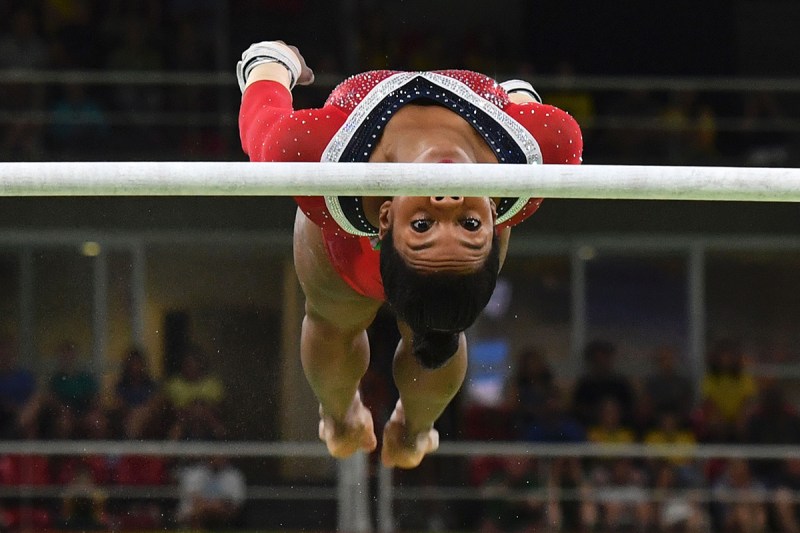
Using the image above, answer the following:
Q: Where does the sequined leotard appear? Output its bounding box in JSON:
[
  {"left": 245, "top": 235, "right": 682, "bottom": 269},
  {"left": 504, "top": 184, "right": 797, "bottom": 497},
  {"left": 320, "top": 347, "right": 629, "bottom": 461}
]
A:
[{"left": 239, "top": 70, "right": 583, "bottom": 300}]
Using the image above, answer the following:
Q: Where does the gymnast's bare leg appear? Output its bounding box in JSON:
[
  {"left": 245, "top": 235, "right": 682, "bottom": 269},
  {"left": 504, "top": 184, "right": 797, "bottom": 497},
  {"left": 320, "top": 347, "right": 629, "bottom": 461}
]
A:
[
  {"left": 381, "top": 323, "right": 467, "bottom": 468},
  {"left": 294, "top": 208, "right": 467, "bottom": 468},
  {"left": 294, "top": 209, "right": 382, "bottom": 457}
]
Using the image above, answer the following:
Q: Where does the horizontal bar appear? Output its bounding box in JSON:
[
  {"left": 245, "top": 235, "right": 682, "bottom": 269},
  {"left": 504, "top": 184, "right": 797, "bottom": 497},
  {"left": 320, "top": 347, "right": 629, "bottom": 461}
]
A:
[
  {"left": 1, "top": 162, "right": 800, "bottom": 201},
  {"left": 3, "top": 440, "right": 800, "bottom": 460}
]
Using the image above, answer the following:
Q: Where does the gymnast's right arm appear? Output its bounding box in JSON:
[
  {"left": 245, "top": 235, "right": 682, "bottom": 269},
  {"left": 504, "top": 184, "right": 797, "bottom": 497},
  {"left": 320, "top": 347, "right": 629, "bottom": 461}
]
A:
[{"left": 237, "top": 41, "right": 337, "bottom": 162}]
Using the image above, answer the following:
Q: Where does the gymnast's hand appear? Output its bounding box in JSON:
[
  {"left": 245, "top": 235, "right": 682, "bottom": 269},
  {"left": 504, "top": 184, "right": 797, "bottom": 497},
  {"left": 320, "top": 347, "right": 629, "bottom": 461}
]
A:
[
  {"left": 237, "top": 40, "right": 315, "bottom": 92},
  {"left": 285, "top": 43, "right": 315, "bottom": 87},
  {"left": 500, "top": 79, "right": 542, "bottom": 104}
]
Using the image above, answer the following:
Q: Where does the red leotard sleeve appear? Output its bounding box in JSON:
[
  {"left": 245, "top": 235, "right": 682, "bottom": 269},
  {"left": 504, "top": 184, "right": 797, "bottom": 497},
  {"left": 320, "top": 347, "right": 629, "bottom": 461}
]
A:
[
  {"left": 509, "top": 102, "right": 583, "bottom": 165},
  {"left": 238, "top": 80, "right": 348, "bottom": 227},
  {"left": 496, "top": 101, "right": 584, "bottom": 230}
]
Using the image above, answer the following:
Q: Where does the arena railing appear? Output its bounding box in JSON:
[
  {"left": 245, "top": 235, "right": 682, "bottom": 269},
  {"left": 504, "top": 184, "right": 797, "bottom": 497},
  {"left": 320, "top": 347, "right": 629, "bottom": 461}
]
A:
[
  {"left": 2, "top": 70, "right": 799, "bottom": 134},
  {"left": 3, "top": 440, "right": 800, "bottom": 532},
  {"left": 2, "top": 70, "right": 800, "bottom": 92}
]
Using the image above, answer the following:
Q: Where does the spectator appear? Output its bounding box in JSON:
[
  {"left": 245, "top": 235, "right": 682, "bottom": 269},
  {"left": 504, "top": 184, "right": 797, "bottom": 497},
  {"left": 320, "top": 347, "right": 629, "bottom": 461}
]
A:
[
  {"left": 587, "top": 397, "right": 635, "bottom": 446},
  {"left": 517, "top": 387, "right": 589, "bottom": 532},
  {"left": 114, "top": 347, "right": 159, "bottom": 437},
  {"left": 0, "top": 7, "right": 49, "bottom": 161},
  {"left": 105, "top": 17, "right": 163, "bottom": 71},
  {"left": 523, "top": 386, "right": 585, "bottom": 444},
  {"left": 0, "top": 7, "right": 49, "bottom": 70},
  {"left": 644, "top": 410, "right": 698, "bottom": 484},
  {"left": 477, "top": 456, "right": 548, "bottom": 533},
  {"left": 41, "top": 0, "right": 97, "bottom": 68},
  {"left": 0, "top": 394, "right": 54, "bottom": 529},
  {"left": 743, "top": 383, "right": 800, "bottom": 487},
  {"left": 164, "top": 348, "right": 226, "bottom": 443},
  {"left": 48, "top": 83, "right": 109, "bottom": 159},
  {"left": 643, "top": 346, "right": 694, "bottom": 424},
  {"left": 740, "top": 92, "right": 790, "bottom": 167},
  {"left": 59, "top": 464, "right": 109, "bottom": 531},
  {"left": 660, "top": 90, "right": 719, "bottom": 164},
  {"left": 773, "top": 458, "right": 800, "bottom": 533},
  {"left": 547, "top": 455, "right": 594, "bottom": 533},
  {"left": 0, "top": 336, "right": 37, "bottom": 436},
  {"left": 168, "top": 399, "right": 226, "bottom": 441},
  {"left": 105, "top": 17, "right": 165, "bottom": 151},
  {"left": 176, "top": 456, "right": 246, "bottom": 529},
  {"left": 700, "top": 339, "right": 757, "bottom": 441},
  {"left": 586, "top": 397, "right": 637, "bottom": 507},
  {"left": 164, "top": 348, "right": 224, "bottom": 412},
  {"left": 55, "top": 405, "right": 117, "bottom": 487},
  {"left": 48, "top": 341, "right": 99, "bottom": 414},
  {"left": 599, "top": 88, "right": 661, "bottom": 163},
  {"left": 572, "top": 340, "right": 635, "bottom": 427},
  {"left": 653, "top": 462, "right": 706, "bottom": 533},
  {"left": 711, "top": 459, "right": 767, "bottom": 533},
  {"left": 115, "top": 348, "right": 158, "bottom": 409},
  {"left": 590, "top": 458, "right": 653, "bottom": 532},
  {"left": 505, "top": 347, "right": 554, "bottom": 437}
]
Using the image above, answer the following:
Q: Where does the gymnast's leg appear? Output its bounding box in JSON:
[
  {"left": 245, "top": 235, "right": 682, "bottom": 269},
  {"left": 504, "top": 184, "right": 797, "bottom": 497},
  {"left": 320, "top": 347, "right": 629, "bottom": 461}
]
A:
[
  {"left": 293, "top": 209, "right": 383, "bottom": 457},
  {"left": 382, "top": 322, "right": 468, "bottom": 468}
]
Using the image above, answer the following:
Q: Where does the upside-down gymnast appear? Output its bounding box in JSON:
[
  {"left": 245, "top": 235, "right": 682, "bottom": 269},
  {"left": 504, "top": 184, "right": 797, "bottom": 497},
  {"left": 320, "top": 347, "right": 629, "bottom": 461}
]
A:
[{"left": 237, "top": 41, "right": 583, "bottom": 468}]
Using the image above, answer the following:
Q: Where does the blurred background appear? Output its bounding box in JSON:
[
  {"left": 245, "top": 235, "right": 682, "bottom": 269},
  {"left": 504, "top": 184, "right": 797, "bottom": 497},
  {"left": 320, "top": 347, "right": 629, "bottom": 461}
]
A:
[{"left": 1, "top": 0, "right": 800, "bottom": 531}]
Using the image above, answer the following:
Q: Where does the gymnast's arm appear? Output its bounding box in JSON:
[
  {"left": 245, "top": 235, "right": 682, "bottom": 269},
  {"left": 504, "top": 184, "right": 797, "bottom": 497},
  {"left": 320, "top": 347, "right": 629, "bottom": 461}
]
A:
[
  {"left": 237, "top": 42, "right": 340, "bottom": 163},
  {"left": 495, "top": 86, "right": 583, "bottom": 266}
]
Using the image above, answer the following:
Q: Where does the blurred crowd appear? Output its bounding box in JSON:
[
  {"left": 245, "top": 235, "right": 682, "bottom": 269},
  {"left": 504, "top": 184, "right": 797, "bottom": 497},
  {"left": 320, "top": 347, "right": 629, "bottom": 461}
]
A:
[
  {"left": 2, "top": 332, "right": 800, "bottom": 532},
  {"left": 0, "top": 1, "right": 798, "bottom": 166},
  {"left": 416, "top": 339, "right": 800, "bottom": 533},
  {"left": 0, "top": 337, "right": 245, "bottom": 530}
]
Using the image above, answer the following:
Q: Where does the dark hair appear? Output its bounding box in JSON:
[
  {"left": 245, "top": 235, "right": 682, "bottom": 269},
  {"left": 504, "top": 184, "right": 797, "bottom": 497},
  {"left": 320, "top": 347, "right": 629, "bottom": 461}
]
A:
[
  {"left": 380, "top": 228, "right": 500, "bottom": 369},
  {"left": 118, "top": 348, "right": 149, "bottom": 387}
]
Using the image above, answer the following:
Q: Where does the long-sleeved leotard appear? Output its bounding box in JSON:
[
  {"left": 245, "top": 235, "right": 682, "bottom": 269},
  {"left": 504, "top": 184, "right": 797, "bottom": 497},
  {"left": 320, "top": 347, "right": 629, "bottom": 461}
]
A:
[{"left": 240, "top": 70, "right": 583, "bottom": 300}]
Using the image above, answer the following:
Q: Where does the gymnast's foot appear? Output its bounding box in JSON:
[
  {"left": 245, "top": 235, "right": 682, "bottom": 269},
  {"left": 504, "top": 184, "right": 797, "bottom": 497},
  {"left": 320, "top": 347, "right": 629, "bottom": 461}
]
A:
[
  {"left": 381, "top": 400, "right": 439, "bottom": 469},
  {"left": 318, "top": 392, "right": 377, "bottom": 459}
]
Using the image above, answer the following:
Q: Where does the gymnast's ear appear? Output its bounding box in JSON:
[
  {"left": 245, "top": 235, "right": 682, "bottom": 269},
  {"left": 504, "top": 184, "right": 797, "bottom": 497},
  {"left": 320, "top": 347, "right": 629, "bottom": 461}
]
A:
[{"left": 378, "top": 200, "right": 393, "bottom": 239}]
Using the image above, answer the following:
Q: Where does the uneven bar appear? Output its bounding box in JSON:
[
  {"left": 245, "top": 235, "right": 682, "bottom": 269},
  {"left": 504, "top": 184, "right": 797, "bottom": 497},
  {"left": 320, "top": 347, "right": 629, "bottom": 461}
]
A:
[{"left": 1, "top": 162, "right": 799, "bottom": 201}]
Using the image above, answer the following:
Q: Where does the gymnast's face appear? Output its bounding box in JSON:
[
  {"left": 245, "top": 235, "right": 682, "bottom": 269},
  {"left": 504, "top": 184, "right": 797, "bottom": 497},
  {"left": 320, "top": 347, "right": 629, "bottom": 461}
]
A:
[{"left": 378, "top": 196, "right": 496, "bottom": 273}]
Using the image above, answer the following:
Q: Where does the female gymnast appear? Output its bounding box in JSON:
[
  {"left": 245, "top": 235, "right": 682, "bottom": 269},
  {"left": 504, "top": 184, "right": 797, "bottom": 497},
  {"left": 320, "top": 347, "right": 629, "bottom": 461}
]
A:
[{"left": 237, "top": 41, "right": 583, "bottom": 468}]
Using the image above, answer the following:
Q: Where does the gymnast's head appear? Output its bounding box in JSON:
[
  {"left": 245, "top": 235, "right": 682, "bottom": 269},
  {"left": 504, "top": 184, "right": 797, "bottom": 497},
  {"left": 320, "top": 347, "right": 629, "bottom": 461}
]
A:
[{"left": 378, "top": 195, "right": 500, "bottom": 369}]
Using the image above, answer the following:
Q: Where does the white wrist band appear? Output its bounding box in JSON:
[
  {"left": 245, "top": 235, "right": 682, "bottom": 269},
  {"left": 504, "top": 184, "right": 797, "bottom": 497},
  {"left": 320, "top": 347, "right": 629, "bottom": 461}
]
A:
[
  {"left": 500, "top": 79, "right": 542, "bottom": 103},
  {"left": 237, "top": 41, "right": 302, "bottom": 92}
]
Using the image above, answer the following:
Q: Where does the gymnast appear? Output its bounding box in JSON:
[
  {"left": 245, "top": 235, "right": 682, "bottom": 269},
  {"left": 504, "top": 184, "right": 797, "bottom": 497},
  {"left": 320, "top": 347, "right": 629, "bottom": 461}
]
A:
[{"left": 237, "top": 41, "right": 583, "bottom": 468}]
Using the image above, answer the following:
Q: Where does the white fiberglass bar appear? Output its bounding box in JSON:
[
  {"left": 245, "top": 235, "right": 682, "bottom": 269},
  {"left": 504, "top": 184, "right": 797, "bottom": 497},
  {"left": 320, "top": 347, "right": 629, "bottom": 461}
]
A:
[{"left": 1, "top": 162, "right": 799, "bottom": 201}]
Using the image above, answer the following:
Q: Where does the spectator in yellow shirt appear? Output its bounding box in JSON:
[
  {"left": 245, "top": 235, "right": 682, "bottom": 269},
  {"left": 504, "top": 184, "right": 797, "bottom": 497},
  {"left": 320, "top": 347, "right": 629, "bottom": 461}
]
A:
[
  {"left": 700, "top": 340, "right": 757, "bottom": 439},
  {"left": 588, "top": 397, "right": 635, "bottom": 445},
  {"left": 644, "top": 411, "right": 696, "bottom": 465},
  {"left": 165, "top": 349, "right": 225, "bottom": 411}
]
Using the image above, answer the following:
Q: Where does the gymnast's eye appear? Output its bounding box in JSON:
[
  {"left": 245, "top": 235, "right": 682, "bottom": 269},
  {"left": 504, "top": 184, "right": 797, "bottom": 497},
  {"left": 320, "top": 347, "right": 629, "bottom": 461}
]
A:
[
  {"left": 461, "top": 217, "right": 482, "bottom": 231},
  {"left": 411, "top": 219, "right": 433, "bottom": 232}
]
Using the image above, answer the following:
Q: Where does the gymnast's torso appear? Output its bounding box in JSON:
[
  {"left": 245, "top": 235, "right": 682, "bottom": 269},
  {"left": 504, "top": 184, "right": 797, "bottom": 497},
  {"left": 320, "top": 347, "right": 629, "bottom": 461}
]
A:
[{"left": 239, "top": 69, "right": 583, "bottom": 300}]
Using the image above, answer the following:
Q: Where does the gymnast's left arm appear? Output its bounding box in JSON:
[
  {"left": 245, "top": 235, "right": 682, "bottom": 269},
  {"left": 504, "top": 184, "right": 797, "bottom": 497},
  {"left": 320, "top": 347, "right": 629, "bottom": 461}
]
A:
[{"left": 502, "top": 79, "right": 584, "bottom": 165}]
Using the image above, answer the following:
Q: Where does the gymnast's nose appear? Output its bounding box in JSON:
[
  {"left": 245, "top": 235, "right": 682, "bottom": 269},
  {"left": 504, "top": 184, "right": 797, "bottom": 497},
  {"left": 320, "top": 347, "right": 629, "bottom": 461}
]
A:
[{"left": 430, "top": 196, "right": 463, "bottom": 208}]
